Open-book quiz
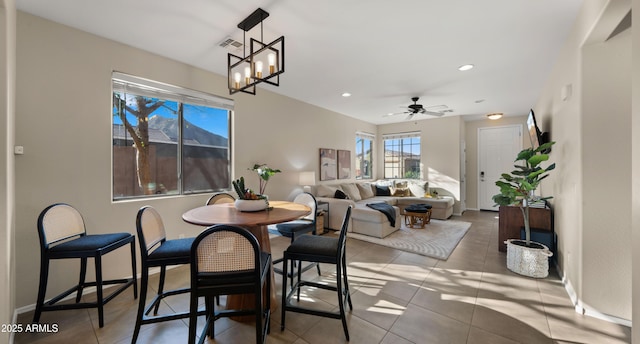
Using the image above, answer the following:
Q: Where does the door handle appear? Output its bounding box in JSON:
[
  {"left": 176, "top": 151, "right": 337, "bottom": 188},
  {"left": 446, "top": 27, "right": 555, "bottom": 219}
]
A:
[{"left": 480, "top": 171, "right": 485, "bottom": 181}]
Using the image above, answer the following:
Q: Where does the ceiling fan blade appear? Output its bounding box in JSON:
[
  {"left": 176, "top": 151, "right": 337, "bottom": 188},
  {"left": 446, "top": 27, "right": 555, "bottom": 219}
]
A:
[
  {"left": 384, "top": 111, "right": 409, "bottom": 117},
  {"left": 423, "top": 110, "right": 445, "bottom": 117},
  {"left": 405, "top": 113, "right": 415, "bottom": 120}
]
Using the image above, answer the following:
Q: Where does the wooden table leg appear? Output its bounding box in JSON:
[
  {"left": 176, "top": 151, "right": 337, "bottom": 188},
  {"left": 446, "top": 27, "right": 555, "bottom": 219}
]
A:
[{"left": 225, "top": 225, "right": 277, "bottom": 321}]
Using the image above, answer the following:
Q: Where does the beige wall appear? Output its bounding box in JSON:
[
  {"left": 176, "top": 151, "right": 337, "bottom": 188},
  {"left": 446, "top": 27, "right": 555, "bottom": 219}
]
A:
[
  {"left": 463, "top": 116, "right": 530, "bottom": 210},
  {"left": 632, "top": 0, "right": 640, "bottom": 340},
  {"left": 534, "top": 0, "right": 632, "bottom": 322},
  {"left": 13, "top": 12, "right": 377, "bottom": 309},
  {"left": 1, "top": 0, "right": 16, "bottom": 342}
]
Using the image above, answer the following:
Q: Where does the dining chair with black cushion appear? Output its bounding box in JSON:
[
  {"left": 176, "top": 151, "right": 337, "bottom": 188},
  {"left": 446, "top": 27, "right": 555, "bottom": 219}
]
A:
[
  {"left": 188, "top": 225, "right": 271, "bottom": 344},
  {"left": 272, "top": 192, "right": 320, "bottom": 284},
  {"left": 206, "top": 192, "right": 235, "bottom": 205},
  {"left": 33, "top": 203, "right": 137, "bottom": 328},
  {"left": 132, "top": 206, "right": 204, "bottom": 344},
  {"left": 280, "top": 206, "right": 353, "bottom": 341}
]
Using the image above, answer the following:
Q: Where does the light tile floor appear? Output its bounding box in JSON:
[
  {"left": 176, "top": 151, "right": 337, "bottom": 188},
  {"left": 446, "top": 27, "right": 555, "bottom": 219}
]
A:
[{"left": 15, "top": 210, "right": 631, "bottom": 343}]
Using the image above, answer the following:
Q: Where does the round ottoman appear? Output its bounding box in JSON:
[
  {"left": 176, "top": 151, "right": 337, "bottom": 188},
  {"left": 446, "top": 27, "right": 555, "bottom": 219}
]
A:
[{"left": 404, "top": 204, "right": 432, "bottom": 229}]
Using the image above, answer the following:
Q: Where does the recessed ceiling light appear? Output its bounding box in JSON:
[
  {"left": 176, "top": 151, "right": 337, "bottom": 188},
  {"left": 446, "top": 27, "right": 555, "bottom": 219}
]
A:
[
  {"left": 486, "top": 112, "right": 503, "bottom": 120},
  {"left": 458, "top": 64, "right": 474, "bottom": 71},
  {"left": 342, "top": 92, "right": 351, "bottom": 97}
]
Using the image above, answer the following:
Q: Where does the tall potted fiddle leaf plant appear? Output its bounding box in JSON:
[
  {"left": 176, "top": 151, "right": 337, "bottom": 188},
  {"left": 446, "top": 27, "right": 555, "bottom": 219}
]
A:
[{"left": 492, "top": 141, "right": 556, "bottom": 278}]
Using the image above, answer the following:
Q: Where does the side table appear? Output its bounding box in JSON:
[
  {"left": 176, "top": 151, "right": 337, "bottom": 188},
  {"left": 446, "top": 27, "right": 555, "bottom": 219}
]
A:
[{"left": 316, "top": 200, "right": 330, "bottom": 234}]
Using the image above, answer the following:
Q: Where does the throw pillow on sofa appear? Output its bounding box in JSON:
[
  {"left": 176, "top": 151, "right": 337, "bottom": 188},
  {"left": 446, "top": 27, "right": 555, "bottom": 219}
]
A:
[
  {"left": 375, "top": 185, "right": 391, "bottom": 196},
  {"left": 341, "top": 183, "right": 362, "bottom": 201},
  {"left": 391, "top": 181, "right": 410, "bottom": 197},
  {"left": 357, "top": 183, "right": 375, "bottom": 199},
  {"left": 316, "top": 184, "right": 339, "bottom": 198},
  {"left": 334, "top": 189, "right": 349, "bottom": 199}
]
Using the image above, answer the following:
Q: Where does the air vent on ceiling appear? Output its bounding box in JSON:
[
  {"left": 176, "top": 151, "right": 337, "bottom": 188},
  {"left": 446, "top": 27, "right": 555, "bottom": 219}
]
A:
[{"left": 218, "top": 37, "right": 244, "bottom": 52}]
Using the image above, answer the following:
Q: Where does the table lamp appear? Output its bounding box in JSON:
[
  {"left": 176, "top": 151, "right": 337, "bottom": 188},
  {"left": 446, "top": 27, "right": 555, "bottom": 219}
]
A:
[{"left": 299, "top": 171, "right": 316, "bottom": 193}]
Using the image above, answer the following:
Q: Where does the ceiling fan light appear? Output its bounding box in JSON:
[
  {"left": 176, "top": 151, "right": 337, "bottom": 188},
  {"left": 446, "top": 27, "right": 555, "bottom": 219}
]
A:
[{"left": 487, "top": 112, "right": 503, "bottom": 120}]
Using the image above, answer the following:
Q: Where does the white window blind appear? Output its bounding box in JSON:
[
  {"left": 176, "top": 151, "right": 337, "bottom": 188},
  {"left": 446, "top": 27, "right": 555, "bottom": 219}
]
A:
[
  {"left": 356, "top": 131, "right": 375, "bottom": 140},
  {"left": 112, "top": 72, "right": 234, "bottom": 110},
  {"left": 382, "top": 131, "right": 420, "bottom": 140}
]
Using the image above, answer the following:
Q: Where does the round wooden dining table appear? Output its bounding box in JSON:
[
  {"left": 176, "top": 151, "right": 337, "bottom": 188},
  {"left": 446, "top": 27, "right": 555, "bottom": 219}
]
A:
[{"left": 182, "top": 200, "right": 311, "bottom": 320}]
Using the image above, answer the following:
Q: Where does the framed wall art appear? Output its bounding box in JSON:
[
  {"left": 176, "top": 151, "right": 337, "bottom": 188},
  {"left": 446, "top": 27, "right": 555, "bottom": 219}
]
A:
[
  {"left": 319, "top": 148, "right": 337, "bottom": 181},
  {"left": 337, "top": 149, "right": 351, "bottom": 179}
]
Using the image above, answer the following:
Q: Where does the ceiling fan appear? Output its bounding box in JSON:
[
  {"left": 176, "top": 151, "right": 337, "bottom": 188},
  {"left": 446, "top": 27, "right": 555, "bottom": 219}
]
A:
[{"left": 385, "top": 97, "right": 447, "bottom": 120}]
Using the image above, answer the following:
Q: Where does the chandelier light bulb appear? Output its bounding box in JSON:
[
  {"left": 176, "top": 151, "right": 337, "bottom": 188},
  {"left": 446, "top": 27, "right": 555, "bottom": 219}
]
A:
[
  {"left": 255, "top": 61, "right": 263, "bottom": 78},
  {"left": 244, "top": 67, "right": 251, "bottom": 85},
  {"left": 268, "top": 53, "right": 276, "bottom": 74},
  {"left": 234, "top": 72, "right": 241, "bottom": 89}
]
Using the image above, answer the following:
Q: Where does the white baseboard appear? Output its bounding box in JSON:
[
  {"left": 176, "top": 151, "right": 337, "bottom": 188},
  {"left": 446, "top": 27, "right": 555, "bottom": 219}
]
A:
[{"left": 557, "top": 262, "right": 631, "bottom": 328}]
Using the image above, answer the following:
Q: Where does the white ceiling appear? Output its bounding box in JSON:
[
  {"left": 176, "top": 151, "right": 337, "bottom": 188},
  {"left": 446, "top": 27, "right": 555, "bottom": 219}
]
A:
[{"left": 16, "top": 0, "right": 584, "bottom": 124}]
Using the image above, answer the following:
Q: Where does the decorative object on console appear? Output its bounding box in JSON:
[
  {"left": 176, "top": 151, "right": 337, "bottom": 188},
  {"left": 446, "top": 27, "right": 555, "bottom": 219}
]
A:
[
  {"left": 227, "top": 8, "right": 285, "bottom": 95},
  {"left": 492, "top": 141, "right": 556, "bottom": 278},
  {"left": 319, "top": 148, "right": 337, "bottom": 181},
  {"left": 337, "top": 150, "right": 351, "bottom": 179}
]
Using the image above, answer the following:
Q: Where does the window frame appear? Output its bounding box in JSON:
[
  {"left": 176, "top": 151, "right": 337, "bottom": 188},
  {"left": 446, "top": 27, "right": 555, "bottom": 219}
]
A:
[
  {"left": 355, "top": 132, "right": 374, "bottom": 180},
  {"left": 382, "top": 131, "right": 421, "bottom": 179},
  {"left": 111, "top": 72, "right": 234, "bottom": 201}
]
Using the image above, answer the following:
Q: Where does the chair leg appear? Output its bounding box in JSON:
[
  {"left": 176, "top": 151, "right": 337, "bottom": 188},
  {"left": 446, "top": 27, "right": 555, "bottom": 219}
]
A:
[
  {"left": 188, "top": 293, "right": 199, "bottom": 344},
  {"left": 33, "top": 255, "right": 50, "bottom": 324},
  {"left": 255, "top": 284, "right": 262, "bottom": 344},
  {"left": 95, "top": 254, "right": 105, "bottom": 328},
  {"left": 297, "top": 260, "right": 302, "bottom": 302},
  {"left": 131, "top": 265, "right": 149, "bottom": 344},
  {"left": 154, "top": 266, "right": 167, "bottom": 315},
  {"left": 336, "top": 264, "right": 350, "bottom": 341},
  {"left": 206, "top": 296, "right": 215, "bottom": 339},
  {"left": 76, "top": 257, "right": 87, "bottom": 303},
  {"left": 280, "top": 257, "right": 288, "bottom": 331},
  {"left": 130, "top": 240, "right": 138, "bottom": 299},
  {"left": 342, "top": 254, "right": 352, "bottom": 310}
]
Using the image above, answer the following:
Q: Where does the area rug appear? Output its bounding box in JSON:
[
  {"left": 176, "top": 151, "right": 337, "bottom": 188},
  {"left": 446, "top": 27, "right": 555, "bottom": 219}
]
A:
[{"left": 347, "top": 219, "right": 471, "bottom": 260}]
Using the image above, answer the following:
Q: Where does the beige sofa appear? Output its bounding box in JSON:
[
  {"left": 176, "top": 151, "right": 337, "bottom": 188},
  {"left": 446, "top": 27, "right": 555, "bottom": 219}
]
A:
[{"left": 315, "top": 180, "right": 454, "bottom": 238}]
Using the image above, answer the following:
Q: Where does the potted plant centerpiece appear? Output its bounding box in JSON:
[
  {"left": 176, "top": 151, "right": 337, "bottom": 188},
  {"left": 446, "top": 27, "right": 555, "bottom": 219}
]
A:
[
  {"left": 249, "top": 163, "right": 281, "bottom": 197},
  {"left": 492, "top": 141, "right": 556, "bottom": 278},
  {"left": 231, "top": 164, "right": 281, "bottom": 212}
]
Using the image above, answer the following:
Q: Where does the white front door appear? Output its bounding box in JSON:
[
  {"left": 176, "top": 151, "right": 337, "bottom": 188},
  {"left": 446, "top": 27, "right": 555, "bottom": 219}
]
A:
[{"left": 478, "top": 125, "right": 522, "bottom": 211}]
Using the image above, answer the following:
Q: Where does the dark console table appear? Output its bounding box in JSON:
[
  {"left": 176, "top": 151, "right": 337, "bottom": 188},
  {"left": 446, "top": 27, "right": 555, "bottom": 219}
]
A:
[{"left": 498, "top": 204, "right": 553, "bottom": 252}]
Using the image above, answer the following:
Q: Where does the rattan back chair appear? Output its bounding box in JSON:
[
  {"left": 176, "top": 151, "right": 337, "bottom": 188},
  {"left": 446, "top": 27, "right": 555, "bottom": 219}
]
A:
[
  {"left": 132, "top": 206, "right": 203, "bottom": 343},
  {"left": 34, "top": 203, "right": 137, "bottom": 328},
  {"left": 273, "top": 192, "right": 320, "bottom": 285},
  {"left": 188, "top": 225, "right": 271, "bottom": 344},
  {"left": 280, "top": 206, "right": 353, "bottom": 340},
  {"left": 206, "top": 192, "right": 235, "bottom": 205}
]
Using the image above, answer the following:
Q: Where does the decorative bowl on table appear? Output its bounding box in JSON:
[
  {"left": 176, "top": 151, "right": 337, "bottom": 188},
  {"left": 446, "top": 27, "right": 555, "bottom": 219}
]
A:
[{"left": 234, "top": 199, "right": 268, "bottom": 212}]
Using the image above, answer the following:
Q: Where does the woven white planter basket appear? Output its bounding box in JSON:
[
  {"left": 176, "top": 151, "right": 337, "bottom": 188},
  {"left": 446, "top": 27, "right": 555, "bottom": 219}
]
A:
[{"left": 505, "top": 239, "right": 553, "bottom": 278}]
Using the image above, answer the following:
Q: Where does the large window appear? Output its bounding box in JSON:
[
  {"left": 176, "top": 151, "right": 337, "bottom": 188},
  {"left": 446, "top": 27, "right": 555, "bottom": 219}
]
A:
[
  {"left": 112, "top": 72, "right": 233, "bottom": 200},
  {"left": 383, "top": 132, "right": 421, "bottom": 179},
  {"left": 355, "top": 132, "right": 374, "bottom": 180}
]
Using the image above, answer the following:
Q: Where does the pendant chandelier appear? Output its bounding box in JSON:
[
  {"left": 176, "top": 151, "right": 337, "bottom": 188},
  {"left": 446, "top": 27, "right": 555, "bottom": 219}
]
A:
[{"left": 227, "top": 8, "right": 285, "bottom": 95}]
